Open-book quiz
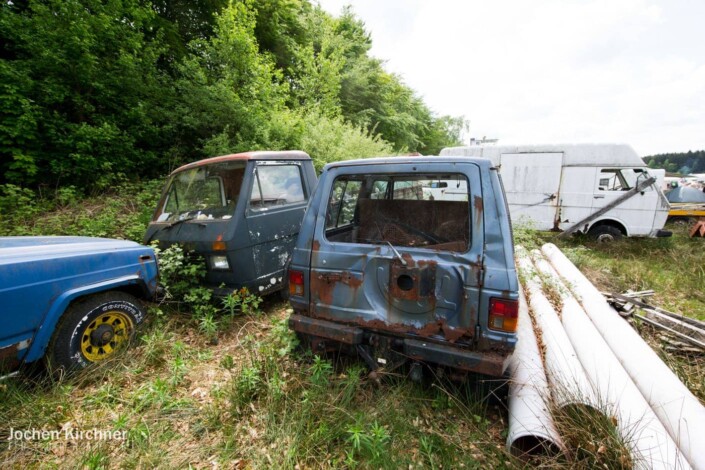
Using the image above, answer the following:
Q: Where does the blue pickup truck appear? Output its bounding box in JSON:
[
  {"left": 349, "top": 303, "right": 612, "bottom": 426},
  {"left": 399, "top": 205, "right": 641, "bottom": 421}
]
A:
[{"left": 0, "top": 237, "right": 158, "bottom": 372}]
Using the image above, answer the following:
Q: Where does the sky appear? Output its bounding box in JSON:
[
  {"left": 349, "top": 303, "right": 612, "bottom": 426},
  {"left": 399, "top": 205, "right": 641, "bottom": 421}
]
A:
[{"left": 317, "top": 0, "right": 705, "bottom": 156}]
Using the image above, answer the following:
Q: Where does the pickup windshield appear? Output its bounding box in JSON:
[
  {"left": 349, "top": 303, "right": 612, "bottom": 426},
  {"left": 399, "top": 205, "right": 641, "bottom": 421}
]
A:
[{"left": 154, "top": 161, "right": 246, "bottom": 222}]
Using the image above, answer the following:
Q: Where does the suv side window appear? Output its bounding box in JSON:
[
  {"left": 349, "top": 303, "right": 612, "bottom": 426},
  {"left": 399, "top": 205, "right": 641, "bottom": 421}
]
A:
[{"left": 249, "top": 164, "right": 306, "bottom": 211}]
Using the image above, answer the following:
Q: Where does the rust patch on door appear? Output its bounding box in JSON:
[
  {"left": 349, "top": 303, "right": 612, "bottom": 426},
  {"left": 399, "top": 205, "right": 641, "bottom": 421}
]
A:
[
  {"left": 473, "top": 195, "right": 484, "bottom": 225},
  {"left": 389, "top": 258, "right": 436, "bottom": 301},
  {"left": 311, "top": 270, "right": 363, "bottom": 305}
]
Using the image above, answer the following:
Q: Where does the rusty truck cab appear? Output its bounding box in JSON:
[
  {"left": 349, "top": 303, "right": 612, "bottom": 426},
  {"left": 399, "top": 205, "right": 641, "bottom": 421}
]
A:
[{"left": 145, "top": 151, "right": 317, "bottom": 295}]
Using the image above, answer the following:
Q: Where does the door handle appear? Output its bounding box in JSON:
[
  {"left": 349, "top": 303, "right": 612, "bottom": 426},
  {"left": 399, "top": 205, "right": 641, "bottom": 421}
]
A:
[{"left": 594, "top": 195, "right": 605, "bottom": 199}]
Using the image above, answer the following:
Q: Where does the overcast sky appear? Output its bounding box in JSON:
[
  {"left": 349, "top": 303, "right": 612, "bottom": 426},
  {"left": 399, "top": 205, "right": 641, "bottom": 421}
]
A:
[{"left": 317, "top": 0, "right": 705, "bottom": 156}]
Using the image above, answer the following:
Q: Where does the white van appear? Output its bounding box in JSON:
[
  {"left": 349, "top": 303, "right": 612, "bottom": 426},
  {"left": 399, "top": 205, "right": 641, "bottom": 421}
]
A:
[{"left": 440, "top": 144, "right": 671, "bottom": 240}]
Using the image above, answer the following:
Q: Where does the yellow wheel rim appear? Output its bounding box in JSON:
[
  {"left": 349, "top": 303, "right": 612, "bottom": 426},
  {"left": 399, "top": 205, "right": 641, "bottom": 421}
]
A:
[{"left": 80, "top": 311, "right": 134, "bottom": 362}]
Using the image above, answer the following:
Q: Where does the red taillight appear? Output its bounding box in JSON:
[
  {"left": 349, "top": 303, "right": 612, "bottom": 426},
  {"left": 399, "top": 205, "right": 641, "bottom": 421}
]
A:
[
  {"left": 289, "top": 270, "right": 304, "bottom": 297},
  {"left": 488, "top": 298, "right": 519, "bottom": 332}
]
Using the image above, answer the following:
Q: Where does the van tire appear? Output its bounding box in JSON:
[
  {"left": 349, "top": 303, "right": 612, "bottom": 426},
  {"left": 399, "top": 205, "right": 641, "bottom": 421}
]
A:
[
  {"left": 46, "top": 292, "right": 145, "bottom": 372},
  {"left": 588, "top": 225, "right": 623, "bottom": 242}
]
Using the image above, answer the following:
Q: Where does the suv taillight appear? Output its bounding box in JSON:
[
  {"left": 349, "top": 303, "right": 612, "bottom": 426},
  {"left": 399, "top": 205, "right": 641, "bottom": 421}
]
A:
[
  {"left": 488, "top": 298, "right": 518, "bottom": 332},
  {"left": 289, "top": 270, "right": 304, "bottom": 296}
]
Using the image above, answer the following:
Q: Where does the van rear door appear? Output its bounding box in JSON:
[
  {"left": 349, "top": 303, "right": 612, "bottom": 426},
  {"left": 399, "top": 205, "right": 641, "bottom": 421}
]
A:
[{"left": 308, "top": 162, "right": 485, "bottom": 344}]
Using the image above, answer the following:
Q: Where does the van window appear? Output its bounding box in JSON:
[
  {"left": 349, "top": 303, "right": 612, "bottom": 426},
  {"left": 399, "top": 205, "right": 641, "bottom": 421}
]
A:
[
  {"left": 598, "top": 169, "right": 630, "bottom": 191},
  {"left": 598, "top": 168, "right": 650, "bottom": 192},
  {"left": 250, "top": 165, "right": 306, "bottom": 211},
  {"left": 324, "top": 174, "right": 470, "bottom": 252}
]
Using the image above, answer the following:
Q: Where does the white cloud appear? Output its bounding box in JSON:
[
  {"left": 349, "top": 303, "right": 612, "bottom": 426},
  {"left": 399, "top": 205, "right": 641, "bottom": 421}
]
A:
[{"left": 317, "top": 0, "right": 705, "bottom": 155}]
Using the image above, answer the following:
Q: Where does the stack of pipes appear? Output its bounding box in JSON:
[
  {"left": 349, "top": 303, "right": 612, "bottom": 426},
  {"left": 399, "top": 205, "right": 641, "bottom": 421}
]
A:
[{"left": 507, "top": 243, "right": 705, "bottom": 469}]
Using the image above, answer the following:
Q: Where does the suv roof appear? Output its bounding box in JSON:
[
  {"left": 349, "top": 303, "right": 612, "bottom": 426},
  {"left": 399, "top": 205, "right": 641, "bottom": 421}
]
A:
[
  {"left": 171, "top": 150, "right": 311, "bottom": 175},
  {"left": 323, "top": 156, "right": 494, "bottom": 170}
]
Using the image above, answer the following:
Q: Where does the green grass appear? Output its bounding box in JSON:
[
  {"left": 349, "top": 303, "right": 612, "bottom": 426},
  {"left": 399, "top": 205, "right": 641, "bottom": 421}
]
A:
[
  {"left": 0, "top": 180, "right": 163, "bottom": 242},
  {"left": 547, "top": 224, "right": 705, "bottom": 320},
  {"left": 0, "top": 306, "right": 513, "bottom": 468}
]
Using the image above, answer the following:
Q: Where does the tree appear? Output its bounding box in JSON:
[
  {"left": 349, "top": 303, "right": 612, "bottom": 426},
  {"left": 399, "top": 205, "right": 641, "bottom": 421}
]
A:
[{"left": 0, "top": 0, "right": 171, "bottom": 188}]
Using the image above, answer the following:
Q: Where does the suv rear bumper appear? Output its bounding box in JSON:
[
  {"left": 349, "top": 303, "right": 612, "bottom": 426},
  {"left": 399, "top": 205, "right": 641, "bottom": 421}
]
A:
[{"left": 289, "top": 314, "right": 509, "bottom": 377}]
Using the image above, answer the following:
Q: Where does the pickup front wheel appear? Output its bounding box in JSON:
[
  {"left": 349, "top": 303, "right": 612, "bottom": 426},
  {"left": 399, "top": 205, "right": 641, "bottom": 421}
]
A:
[{"left": 47, "top": 292, "right": 146, "bottom": 371}]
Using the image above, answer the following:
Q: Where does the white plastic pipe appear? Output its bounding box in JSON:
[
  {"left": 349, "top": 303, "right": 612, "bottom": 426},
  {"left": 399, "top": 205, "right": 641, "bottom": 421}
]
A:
[
  {"left": 542, "top": 243, "right": 705, "bottom": 470},
  {"left": 506, "top": 287, "right": 565, "bottom": 457},
  {"left": 532, "top": 250, "right": 690, "bottom": 469},
  {"left": 515, "top": 248, "right": 597, "bottom": 409}
]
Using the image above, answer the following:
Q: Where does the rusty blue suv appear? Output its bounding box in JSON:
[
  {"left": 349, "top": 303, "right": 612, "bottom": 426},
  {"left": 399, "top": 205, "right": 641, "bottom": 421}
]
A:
[{"left": 287, "top": 157, "right": 519, "bottom": 378}]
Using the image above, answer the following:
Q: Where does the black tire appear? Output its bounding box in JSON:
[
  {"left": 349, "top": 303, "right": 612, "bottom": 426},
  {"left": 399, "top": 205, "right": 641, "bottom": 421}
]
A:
[
  {"left": 47, "top": 291, "right": 146, "bottom": 371},
  {"left": 588, "top": 224, "right": 623, "bottom": 242}
]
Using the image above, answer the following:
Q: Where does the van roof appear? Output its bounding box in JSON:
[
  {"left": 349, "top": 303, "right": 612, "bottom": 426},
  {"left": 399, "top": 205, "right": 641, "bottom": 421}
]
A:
[
  {"left": 440, "top": 143, "right": 646, "bottom": 167},
  {"left": 171, "top": 150, "right": 311, "bottom": 175}
]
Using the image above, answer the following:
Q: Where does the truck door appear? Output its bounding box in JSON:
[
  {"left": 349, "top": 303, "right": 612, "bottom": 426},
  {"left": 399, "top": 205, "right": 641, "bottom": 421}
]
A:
[
  {"left": 591, "top": 168, "right": 660, "bottom": 236},
  {"left": 245, "top": 161, "right": 309, "bottom": 291},
  {"left": 308, "top": 162, "right": 485, "bottom": 344},
  {"left": 499, "top": 153, "right": 563, "bottom": 230}
]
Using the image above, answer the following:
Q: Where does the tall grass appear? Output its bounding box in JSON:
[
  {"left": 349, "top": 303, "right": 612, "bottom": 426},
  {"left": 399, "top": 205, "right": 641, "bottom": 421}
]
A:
[{"left": 0, "top": 305, "right": 514, "bottom": 468}]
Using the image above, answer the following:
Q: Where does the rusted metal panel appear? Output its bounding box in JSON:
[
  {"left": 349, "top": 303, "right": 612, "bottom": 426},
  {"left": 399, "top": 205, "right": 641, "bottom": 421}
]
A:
[
  {"left": 404, "top": 339, "right": 508, "bottom": 377},
  {"left": 0, "top": 342, "right": 23, "bottom": 371},
  {"left": 289, "top": 314, "right": 363, "bottom": 345},
  {"left": 388, "top": 258, "right": 436, "bottom": 301},
  {"left": 304, "top": 307, "right": 475, "bottom": 345}
]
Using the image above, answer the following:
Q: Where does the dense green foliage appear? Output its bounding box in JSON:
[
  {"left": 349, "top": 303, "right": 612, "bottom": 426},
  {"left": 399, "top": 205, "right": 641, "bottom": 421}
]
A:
[
  {"left": 0, "top": 0, "right": 463, "bottom": 192},
  {"left": 646, "top": 150, "right": 705, "bottom": 174},
  {"left": 0, "top": 179, "right": 162, "bottom": 239}
]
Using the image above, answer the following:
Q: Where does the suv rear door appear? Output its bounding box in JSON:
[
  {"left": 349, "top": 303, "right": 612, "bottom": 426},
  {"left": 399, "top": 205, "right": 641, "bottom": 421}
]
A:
[{"left": 309, "top": 161, "right": 485, "bottom": 344}]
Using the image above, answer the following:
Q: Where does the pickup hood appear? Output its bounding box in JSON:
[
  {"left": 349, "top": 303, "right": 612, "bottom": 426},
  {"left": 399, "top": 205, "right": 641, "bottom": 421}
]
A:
[{"left": 0, "top": 236, "right": 145, "bottom": 264}]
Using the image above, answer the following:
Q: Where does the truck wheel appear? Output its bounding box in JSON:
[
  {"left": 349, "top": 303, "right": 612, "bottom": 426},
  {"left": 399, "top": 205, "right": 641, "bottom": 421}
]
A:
[
  {"left": 588, "top": 225, "right": 623, "bottom": 243},
  {"left": 47, "top": 292, "right": 146, "bottom": 371}
]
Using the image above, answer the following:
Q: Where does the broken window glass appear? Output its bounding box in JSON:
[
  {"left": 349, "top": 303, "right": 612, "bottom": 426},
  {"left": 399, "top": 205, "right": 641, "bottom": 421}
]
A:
[{"left": 156, "top": 161, "right": 245, "bottom": 222}]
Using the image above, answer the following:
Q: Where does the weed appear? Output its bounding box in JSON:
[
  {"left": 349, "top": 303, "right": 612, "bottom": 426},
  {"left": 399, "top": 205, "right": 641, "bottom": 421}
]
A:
[
  {"left": 0, "top": 180, "right": 163, "bottom": 241},
  {"left": 269, "top": 317, "right": 300, "bottom": 357},
  {"left": 197, "top": 312, "right": 219, "bottom": 342},
  {"left": 309, "top": 355, "right": 334, "bottom": 387},
  {"left": 232, "top": 365, "right": 262, "bottom": 409},
  {"left": 220, "top": 354, "right": 235, "bottom": 370},
  {"left": 551, "top": 402, "right": 632, "bottom": 469},
  {"left": 80, "top": 448, "right": 110, "bottom": 470},
  {"left": 222, "top": 287, "right": 262, "bottom": 315},
  {"left": 155, "top": 244, "right": 263, "bottom": 343}
]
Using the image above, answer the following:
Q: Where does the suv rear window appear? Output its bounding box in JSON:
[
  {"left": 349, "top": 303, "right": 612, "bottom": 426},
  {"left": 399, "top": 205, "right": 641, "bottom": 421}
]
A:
[{"left": 325, "top": 173, "right": 470, "bottom": 252}]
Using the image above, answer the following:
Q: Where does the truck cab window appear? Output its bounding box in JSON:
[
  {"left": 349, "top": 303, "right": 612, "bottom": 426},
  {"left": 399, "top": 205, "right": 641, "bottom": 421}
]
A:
[
  {"left": 250, "top": 165, "right": 306, "bottom": 211},
  {"left": 598, "top": 169, "right": 630, "bottom": 191}
]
